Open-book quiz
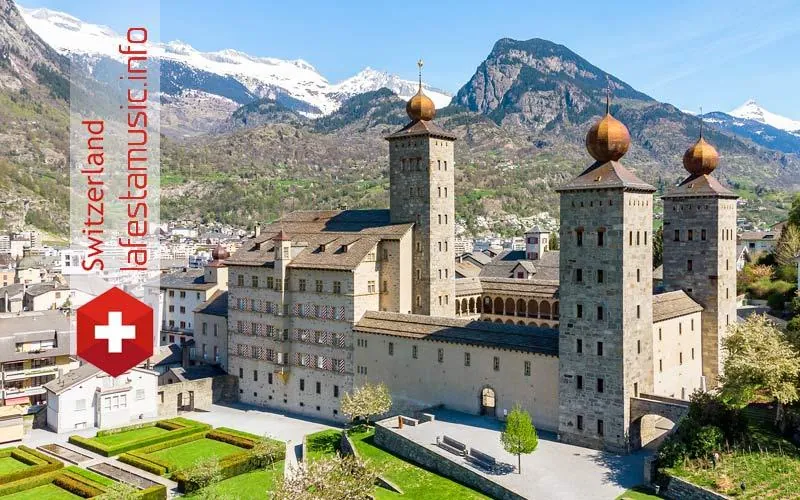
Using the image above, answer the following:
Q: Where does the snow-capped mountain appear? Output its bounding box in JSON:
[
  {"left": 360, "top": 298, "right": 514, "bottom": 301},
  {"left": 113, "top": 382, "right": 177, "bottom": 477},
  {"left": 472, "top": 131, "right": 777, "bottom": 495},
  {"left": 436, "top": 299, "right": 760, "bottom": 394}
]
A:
[
  {"left": 701, "top": 111, "right": 800, "bottom": 154},
  {"left": 19, "top": 5, "right": 451, "bottom": 125},
  {"left": 729, "top": 99, "right": 800, "bottom": 136}
]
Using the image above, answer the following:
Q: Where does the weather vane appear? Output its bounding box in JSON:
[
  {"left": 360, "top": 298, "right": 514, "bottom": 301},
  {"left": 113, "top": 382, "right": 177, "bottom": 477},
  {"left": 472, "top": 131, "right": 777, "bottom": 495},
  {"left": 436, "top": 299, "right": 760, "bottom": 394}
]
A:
[
  {"left": 417, "top": 59, "right": 424, "bottom": 89},
  {"left": 605, "top": 75, "right": 612, "bottom": 114},
  {"left": 699, "top": 105, "right": 704, "bottom": 138}
]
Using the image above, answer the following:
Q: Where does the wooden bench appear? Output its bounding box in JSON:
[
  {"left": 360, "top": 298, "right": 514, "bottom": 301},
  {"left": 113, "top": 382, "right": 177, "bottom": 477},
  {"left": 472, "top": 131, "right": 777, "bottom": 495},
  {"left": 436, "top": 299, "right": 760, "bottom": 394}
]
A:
[
  {"left": 436, "top": 435, "right": 466, "bottom": 456},
  {"left": 468, "top": 447, "right": 498, "bottom": 472}
]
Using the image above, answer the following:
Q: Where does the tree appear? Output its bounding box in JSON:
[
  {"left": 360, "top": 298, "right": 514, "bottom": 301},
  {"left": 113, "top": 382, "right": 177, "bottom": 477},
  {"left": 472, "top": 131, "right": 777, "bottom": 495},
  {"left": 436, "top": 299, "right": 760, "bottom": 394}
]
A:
[
  {"left": 548, "top": 231, "right": 559, "bottom": 250},
  {"left": 341, "top": 382, "right": 392, "bottom": 425},
  {"left": 272, "top": 453, "right": 378, "bottom": 500},
  {"left": 500, "top": 404, "right": 538, "bottom": 473},
  {"left": 184, "top": 456, "right": 222, "bottom": 494},
  {"left": 788, "top": 193, "right": 800, "bottom": 228},
  {"left": 776, "top": 224, "right": 800, "bottom": 267},
  {"left": 98, "top": 482, "right": 138, "bottom": 500},
  {"left": 653, "top": 226, "right": 664, "bottom": 269},
  {"left": 720, "top": 314, "right": 800, "bottom": 408}
]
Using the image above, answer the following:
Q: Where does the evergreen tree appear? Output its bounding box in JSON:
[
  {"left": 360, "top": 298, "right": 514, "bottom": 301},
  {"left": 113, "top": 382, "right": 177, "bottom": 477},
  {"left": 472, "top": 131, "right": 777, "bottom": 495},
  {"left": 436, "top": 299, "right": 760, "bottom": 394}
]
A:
[{"left": 500, "top": 405, "right": 538, "bottom": 473}]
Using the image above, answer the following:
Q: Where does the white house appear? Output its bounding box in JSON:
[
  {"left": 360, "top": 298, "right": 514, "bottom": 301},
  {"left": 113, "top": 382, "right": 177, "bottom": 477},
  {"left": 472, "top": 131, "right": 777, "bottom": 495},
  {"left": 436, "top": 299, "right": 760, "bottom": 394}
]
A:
[{"left": 44, "top": 365, "right": 158, "bottom": 433}]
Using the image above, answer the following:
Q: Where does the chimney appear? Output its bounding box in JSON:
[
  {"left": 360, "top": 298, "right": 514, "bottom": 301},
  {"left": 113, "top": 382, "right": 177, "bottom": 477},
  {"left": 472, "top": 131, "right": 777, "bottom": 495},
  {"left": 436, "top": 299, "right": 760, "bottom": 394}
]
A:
[{"left": 254, "top": 223, "right": 261, "bottom": 238}]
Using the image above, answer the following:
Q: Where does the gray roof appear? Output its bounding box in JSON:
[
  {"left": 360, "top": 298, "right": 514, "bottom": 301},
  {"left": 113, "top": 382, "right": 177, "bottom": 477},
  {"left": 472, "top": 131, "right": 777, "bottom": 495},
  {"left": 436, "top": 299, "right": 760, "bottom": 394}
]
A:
[
  {"left": 479, "top": 250, "right": 560, "bottom": 281},
  {"left": 0, "top": 310, "right": 71, "bottom": 336},
  {"left": 460, "top": 252, "right": 492, "bottom": 267},
  {"left": 385, "top": 119, "right": 457, "bottom": 141},
  {"left": 150, "top": 269, "right": 215, "bottom": 291},
  {"left": 511, "top": 261, "right": 538, "bottom": 274},
  {"left": 227, "top": 210, "right": 413, "bottom": 271},
  {"left": 662, "top": 173, "right": 737, "bottom": 199},
  {"left": 24, "top": 282, "right": 69, "bottom": 298},
  {"left": 355, "top": 311, "right": 559, "bottom": 356},
  {"left": 44, "top": 364, "right": 156, "bottom": 395},
  {"left": 556, "top": 160, "right": 655, "bottom": 193},
  {"left": 195, "top": 290, "right": 228, "bottom": 317},
  {"left": 0, "top": 284, "right": 25, "bottom": 298},
  {"left": 454, "top": 261, "right": 482, "bottom": 278},
  {"left": 653, "top": 265, "right": 664, "bottom": 280},
  {"left": 653, "top": 290, "right": 703, "bottom": 322},
  {"left": 66, "top": 275, "right": 112, "bottom": 297}
]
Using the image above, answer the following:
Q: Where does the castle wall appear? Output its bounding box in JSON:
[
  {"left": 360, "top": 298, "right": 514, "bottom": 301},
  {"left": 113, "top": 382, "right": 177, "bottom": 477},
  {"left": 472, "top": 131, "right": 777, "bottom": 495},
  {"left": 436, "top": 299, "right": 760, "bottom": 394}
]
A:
[{"left": 653, "top": 311, "right": 704, "bottom": 399}]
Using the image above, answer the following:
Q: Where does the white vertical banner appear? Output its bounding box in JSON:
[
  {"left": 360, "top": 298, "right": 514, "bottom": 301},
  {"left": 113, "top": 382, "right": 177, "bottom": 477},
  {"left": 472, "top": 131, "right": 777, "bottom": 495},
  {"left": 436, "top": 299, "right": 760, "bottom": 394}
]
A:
[{"left": 69, "top": 3, "right": 161, "bottom": 354}]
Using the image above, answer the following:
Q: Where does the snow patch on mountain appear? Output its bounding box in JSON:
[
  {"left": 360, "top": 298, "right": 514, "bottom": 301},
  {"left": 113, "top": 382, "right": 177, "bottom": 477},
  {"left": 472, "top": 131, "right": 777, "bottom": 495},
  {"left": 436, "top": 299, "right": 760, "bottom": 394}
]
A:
[
  {"left": 729, "top": 99, "right": 800, "bottom": 135},
  {"left": 20, "top": 5, "right": 452, "bottom": 116}
]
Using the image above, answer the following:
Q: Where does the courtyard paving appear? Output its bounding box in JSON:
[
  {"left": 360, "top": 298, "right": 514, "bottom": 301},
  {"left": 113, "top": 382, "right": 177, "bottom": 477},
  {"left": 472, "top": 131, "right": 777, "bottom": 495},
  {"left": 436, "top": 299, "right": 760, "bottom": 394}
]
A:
[{"left": 387, "top": 409, "right": 649, "bottom": 500}]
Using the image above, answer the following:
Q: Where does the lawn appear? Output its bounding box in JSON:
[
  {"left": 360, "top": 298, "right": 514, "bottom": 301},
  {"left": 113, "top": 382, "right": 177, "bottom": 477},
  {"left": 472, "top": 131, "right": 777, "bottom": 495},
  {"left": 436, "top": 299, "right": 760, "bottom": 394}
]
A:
[
  {"left": 305, "top": 429, "right": 341, "bottom": 462},
  {"left": 616, "top": 486, "right": 661, "bottom": 499},
  {"left": 63, "top": 466, "right": 116, "bottom": 487},
  {"left": 665, "top": 424, "right": 800, "bottom": 498},
  {"left": 93, "top": 426, "right": 170, "bottom": 447},
  {"left": 0, "top": 456, "right": 30, "bottom": 476},
  {"left": 185, "top": 461, "right": 285, "bottom": 499},
  {"left": 150, "top": 438, "right": 246, "bottom": 470},
  {"left": 4, "top": 484, "right": 80, "bottom": 500},
  {"left": 349, "top": 428, "right": 489, "bottom": 499}
]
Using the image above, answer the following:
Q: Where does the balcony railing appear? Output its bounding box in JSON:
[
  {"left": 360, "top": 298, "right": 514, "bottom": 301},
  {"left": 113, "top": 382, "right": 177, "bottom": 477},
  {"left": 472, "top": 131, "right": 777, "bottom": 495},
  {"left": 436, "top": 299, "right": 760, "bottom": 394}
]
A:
[
  {"left": 2, "top": 386, "right": 46, "bottom": 398},
  {"left": 3, "top": 365, "right": 59, "bottom": 382}
]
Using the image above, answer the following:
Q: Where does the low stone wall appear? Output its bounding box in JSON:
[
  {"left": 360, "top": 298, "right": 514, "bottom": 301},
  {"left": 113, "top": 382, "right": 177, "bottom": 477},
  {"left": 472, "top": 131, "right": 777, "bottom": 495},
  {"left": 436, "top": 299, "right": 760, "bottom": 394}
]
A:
[
  {"left": 157, "top": 374, "right": 238, "bottom": 418},
  {"left": 661, "top": 475, "right": 730, "bottom": 500},
  {"left": 373, "top": 420, "right": 524, "bottom": 500},
  {"left": 339, "top": 431, "right": 355, "bottom": 457}
]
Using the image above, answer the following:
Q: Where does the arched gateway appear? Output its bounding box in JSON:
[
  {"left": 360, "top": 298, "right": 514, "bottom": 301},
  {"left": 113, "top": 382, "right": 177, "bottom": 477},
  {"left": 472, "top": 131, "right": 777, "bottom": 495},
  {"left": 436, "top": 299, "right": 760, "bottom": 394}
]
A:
[{"left": 480, "top": 387, "right": 496, "bottom": 417}]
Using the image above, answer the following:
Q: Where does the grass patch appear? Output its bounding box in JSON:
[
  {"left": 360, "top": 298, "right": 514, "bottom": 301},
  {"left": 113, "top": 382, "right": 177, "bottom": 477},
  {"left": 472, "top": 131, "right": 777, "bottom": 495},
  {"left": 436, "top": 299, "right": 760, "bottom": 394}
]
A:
[
  {"left": 93, "top": 426, "right": 170, "bottom": 447},
  {"left": 150, "top": 438, "right": 245, "bottom": 471},
  {"left": 4, "top": 483, "right": 79, "bottom": 499},
  {"left": 63, "top": 466, "right": 116, "bottom": 487},
  {"left": 185, "top": 461, "right": 284, "bottom": 499},
  {"left": 349, "top": 428, "right": 488, "bottom": 499},
  {"left": 0, "top": 456, "right": 30, "bottom": 476},
  {"left": 616, "top": 485, "right": 661, "bottom": 499},
  {"left": 665, "top": 424, "right": 800, "bottom": 498},
  {"left": 305, "top": 430, "right": 341, "bottom": 462}
]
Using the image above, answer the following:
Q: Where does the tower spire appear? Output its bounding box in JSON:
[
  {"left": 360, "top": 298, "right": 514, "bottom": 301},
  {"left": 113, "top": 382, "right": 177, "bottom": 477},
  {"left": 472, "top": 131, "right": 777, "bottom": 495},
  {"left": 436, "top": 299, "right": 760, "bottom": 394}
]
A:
[
  {"left": 417, "top": 59, "right": 424, "bottom": 91},
  {"left": 605, "top": 76, "right": 612, "bottom": 114},
  {"left": 699, "top": 106, "right": 703, "bottom": 138}
]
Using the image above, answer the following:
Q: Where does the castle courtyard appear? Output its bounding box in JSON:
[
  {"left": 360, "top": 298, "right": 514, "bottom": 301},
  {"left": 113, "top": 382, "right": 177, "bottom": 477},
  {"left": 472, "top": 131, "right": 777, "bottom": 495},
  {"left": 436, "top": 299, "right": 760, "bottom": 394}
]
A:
[{"left": 380, "top": 409, "right": 649, "bottom": 499}]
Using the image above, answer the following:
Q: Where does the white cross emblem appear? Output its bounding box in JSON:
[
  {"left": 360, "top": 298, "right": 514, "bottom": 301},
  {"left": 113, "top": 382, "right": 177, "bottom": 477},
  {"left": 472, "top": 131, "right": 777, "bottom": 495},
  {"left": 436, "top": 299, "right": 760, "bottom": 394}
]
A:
[{"left": 94, "top": 311, "right": 137, "bottom": 353}]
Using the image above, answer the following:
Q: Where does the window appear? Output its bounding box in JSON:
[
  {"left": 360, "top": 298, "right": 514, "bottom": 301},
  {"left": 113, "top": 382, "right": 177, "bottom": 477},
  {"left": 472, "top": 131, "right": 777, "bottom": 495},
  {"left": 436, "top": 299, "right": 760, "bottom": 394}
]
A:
[
  {"left": 577, "top": 338, "right": 583, "bottom": 354},
  {"left": 180, "top": 291, "right": 186, "bottom": 298},
  {"left": 75, "top": 399, "right": 86, "bottom": 411},
  {"left": 577, "top": 415, "right": 584, "bottom": 431},
  {"left": 597, "top": 269, "right": 604, "bottom": 283},
  {"left": 179, "top": 306, "right": 186, "bottom": 314},
  {"left": 237, "top": 275, "right": 244, "bottom": 287},
  {"left": 597, "top": 378, "right": 604, "bottom": 393},
  {"left": 659, "top": 359, "right": 663, "bottom": 372},
  {"left": 576, "top": 268, "right": 583, "bottom": 283},
  {"left": 597, "top": 342, "right": 604, "bottom": 356},
  {"left": 316, "top": 381, "right": 321, "bottom": 394},
  {"left": 687, "top": 259, "right": 693, "bottom": 271},
  {"left": 576, "top": 229, "right": 583, "bottom": 247},
  {"left": 659, "top": 328, "right": 662, "bottom": 341},
  {"left": 136, "top": 389, "right": 145, "bottom": 401},
  {"left": 253, "top": 370, "right": 258, "bottom": 382},
  {"left": 300, "top": 379, "right": 305, "bottom": 391},
  {"left": 577, "top": 375, "right": 583, "bottom": 390},
  {"left": 674, "top": 230, "right": 680, "bottom": 241},
  {"left": 524, "top": 360, "right": 531, "bottom": 376},
  {"left": 238, "top": 368, "right": 243, "bottom": 379},
  {"left": 299, "top": 279, "right": 307, "bottom": 292},
  {"left": 637, "top": 268, "right": 641, "bottom": 282},
  {"left": 168, "top": 305, "right": 174, "bottom": 313},
  {"left": 252, "top": 276, "right": 259, "bottom": 288},
  {"left": 597, "top": 306, "right": 604, "bottom": 321},
  {"left": 493, "top": 356, "right": 500, "bottom": 371},
  {"left": 437, "top": 348, "right": 444, "bottom": 363},
  {"left": 691, "top": 318, "right": 695, "bottom": 330},
  {"left": 597, "top": 230, "right": 604, "bottom": 247},
  {"left": 692, "top": 348, "right": 695, "bottom": 360},
  {"left": 576, "top": 304, "right": 583, "bottom": 319},
  {"left": 333, "top": 281, "right": 342, "bottom": 294},
  {"left": 268, "top": 373, "right": 273, "bottom": 384},
  {"left": 701, "top": 229, "right": 707, "bottom": 241},
  {"left": 169, "top": 290, "right": 175, "bottom": 297},
  {"left": 688, "top": 229, "right": 694, "bottom": 241},
  {"left": 368, "top": 281, "right": 376, "bottom": 293},
  {"left": 597, "top": 419, "right": 604, "bottom": 436},
  {"left": 214, "top": 324, "right": 218, "bottom": 337},
  {"left": 334, "top": 385, "right": 339, "bottom": 398},
  {"left": 634, "top": 382, "right": 639, "bottom": 397},
  {"left": 316, "top": 280, "right": 323, "bottom": 293},
  {"left": 202, "top": 323, "right": 207, "bottom": 335},
  {"left": 412, "top": 345, "right": 418, "bottom": 359},
  {"left": 636, "top": 305, "right": 641, "bottom": 319},
  {"left": 267, "top": 277, "right": 274, "bottom": 288},
  {"left": 464, "top": 352, "right": 471, "bottom": 367},
  {"left": 637, "top": 339, "right": 641, "bottom": 354}
]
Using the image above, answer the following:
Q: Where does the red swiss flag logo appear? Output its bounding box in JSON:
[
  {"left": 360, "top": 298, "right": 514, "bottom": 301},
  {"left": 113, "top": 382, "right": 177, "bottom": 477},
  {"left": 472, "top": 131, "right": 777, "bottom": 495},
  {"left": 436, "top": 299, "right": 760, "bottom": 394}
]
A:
[{"left": 77, "top": 287, "right": 154, "bottom": 377}]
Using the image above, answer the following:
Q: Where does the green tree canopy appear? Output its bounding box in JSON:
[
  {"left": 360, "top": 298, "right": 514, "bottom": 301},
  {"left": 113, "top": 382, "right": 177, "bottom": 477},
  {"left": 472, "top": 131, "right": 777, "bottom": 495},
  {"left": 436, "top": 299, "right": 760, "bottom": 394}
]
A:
[
  {"left": 721, "top": 314, "right": 800, "bottom": 408},
  {"left": 500, "top": 404, "right": 538, "bottom": 473}
]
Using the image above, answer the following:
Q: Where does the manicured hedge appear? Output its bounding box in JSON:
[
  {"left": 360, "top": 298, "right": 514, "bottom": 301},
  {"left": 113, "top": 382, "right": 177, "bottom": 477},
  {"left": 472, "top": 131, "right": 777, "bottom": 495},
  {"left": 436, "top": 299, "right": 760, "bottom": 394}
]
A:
[
  {"left": 53, "top": 473, "right": 104, "bottom": 497},
  {"left": 70, "top": 422, "right": 211, "bottom": 457},
  {"left": 137, "top": 483, "right": 168, "bottom": 500},
  {"left": 118, "top": 453, "right": 170, "bottom": 476},
  {"left": 213, "top": 427, "right": 273, "bottom": 442},
  {"left": 206, "top": 430, "right": 256, "bottom": 449},
  {"left": 133, "top": 430, "right": 207, "bottom": 455},
  {"left": 0, "top": 446, "right": 63, "bottom": 485},
  {"left": 0, "top": 471, "right": 60, "bottom": 496},
  {"left": 96, "top": 421, "right": 160, "bottom": 437}
]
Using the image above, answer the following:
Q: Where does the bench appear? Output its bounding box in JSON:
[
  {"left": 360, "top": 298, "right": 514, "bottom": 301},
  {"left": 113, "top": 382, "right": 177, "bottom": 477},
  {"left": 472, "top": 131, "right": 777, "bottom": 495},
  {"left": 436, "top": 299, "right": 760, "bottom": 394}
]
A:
[
  {"left": 468, "top": 447, "right": 498, "bottom": 472},
  {"left": 400, "top": 416, "right": 419, "bottom": 427},
  {"left": 436, "top": 435, "right": 466, "bottom": 456}
]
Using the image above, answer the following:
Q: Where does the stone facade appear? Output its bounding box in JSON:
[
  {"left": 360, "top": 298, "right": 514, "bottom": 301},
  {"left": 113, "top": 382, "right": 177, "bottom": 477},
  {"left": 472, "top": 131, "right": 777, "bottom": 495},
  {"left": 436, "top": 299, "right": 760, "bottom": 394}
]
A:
[
  {"left": 653, "top": 311, "right": 704, "bottom": 399},
  {"left": 661, "top": 474, "right": 730, "bottom": 500},
  {"left": 662, "top": 195, "right": 738, "bottom": 386},
  {"left": 388, "top": 134, "right": 455, "bottom": 317},
  {"left": 557, "top": 184, "right": 656, "bottom": 453}
]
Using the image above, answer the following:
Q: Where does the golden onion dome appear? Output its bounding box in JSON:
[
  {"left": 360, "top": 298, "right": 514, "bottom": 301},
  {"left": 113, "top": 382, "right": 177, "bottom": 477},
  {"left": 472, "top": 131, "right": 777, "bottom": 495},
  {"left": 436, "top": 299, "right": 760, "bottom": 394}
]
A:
[
  {"left": 406, "top": 87, "right": 436, "bottom": 121},
  {"left": 586, "top": 112, "right": 631, "bottom": 162},
  {"left": 683, "top": 137, "right": 719, "bottom": 175}
]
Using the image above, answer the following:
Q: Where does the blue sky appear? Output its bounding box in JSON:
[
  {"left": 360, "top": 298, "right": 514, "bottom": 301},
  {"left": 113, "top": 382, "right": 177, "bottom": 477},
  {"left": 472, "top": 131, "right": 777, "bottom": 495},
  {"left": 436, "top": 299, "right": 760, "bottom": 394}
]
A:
[{"left": 20, "top": 0, "right": 800, "bottom": 117}]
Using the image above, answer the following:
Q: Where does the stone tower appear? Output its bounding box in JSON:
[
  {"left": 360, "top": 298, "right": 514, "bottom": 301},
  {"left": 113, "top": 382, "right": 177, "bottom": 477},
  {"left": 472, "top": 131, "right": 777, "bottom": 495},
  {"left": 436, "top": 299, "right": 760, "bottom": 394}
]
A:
[
  {"left": 525, "top": 226, "right": 549, "bottom": 260},
  {"left": 386, "top": 62, "right": 456, "bottom": 317},
  {"left": 556, "top": 106, "right": 656, "bottom": 452},
  {"left": 662, "top": 136, "right": 738, "bottom": 387}
]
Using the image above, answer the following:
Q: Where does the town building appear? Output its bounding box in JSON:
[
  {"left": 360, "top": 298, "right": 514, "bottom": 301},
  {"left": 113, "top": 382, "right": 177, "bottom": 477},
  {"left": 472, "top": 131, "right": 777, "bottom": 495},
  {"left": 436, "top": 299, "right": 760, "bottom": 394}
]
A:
[
  {"left": 0, "top": 310, "right": 78, "bottom": 406},
  {"left": 44, "top": 364, "right": 158, "bottom": 433}
]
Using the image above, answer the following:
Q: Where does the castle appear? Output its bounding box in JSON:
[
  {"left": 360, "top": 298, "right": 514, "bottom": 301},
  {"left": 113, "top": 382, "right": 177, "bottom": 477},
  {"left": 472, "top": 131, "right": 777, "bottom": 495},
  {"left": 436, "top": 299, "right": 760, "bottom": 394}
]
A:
[{"left": 225, "top": 68, "right": 737, "bottom": 453}]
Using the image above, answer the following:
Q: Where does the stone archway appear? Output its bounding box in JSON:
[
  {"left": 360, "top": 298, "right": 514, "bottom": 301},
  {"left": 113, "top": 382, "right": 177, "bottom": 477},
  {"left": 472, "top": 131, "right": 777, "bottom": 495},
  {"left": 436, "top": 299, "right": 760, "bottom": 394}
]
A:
[
  {"left": 494, "top": 297, "right": 504, "bottom": 315},
  {"left": 480, "top": 386, "right": 496, "bottom": 417},
  {"left": 629, "top": 394, "right": 689, "bottom": 450}
]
